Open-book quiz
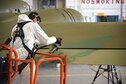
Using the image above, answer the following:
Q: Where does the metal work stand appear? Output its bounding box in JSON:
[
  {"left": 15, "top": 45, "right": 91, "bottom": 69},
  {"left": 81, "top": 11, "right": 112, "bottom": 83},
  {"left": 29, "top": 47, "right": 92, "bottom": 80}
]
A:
[{"left": 92, "top": 65, "right": 122, "bottom": 84}]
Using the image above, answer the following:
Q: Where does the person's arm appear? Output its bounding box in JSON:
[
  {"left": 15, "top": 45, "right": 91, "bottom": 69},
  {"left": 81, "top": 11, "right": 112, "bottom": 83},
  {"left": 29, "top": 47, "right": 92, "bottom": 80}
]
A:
[{"left": 32, "top": 23, "right": 57, "bottom": 45}]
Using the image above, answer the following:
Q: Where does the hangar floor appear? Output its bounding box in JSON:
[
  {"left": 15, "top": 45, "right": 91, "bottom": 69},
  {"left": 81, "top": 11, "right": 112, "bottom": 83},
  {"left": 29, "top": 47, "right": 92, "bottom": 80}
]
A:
[{"left": 37, "top": 63, "right": 126, "bottom": 84}]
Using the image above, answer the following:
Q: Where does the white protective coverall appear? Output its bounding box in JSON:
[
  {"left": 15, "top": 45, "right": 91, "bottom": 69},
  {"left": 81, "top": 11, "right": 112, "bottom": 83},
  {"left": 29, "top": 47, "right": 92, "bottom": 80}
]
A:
[{"left": 10, "top": 14, "right": 57, "bottom": 84}]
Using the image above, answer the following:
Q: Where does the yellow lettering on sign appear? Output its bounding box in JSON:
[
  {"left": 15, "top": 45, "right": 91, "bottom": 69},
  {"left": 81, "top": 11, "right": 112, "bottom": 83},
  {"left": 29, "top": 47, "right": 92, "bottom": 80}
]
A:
[{"left": 97, "top": 13, "right": 104, "bottom": 16}]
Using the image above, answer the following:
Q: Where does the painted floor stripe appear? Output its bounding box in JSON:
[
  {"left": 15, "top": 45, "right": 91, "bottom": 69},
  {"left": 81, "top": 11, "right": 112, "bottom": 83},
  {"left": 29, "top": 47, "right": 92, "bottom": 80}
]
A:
[{"left": 38, "top": 74, "right": 126, "bottom": 78}]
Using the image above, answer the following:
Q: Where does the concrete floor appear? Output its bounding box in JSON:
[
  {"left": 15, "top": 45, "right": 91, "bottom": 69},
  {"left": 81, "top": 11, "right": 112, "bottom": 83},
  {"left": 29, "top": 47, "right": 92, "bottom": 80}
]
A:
[{"left": 37, "top": 63, "right": 126, "bottom": 84}]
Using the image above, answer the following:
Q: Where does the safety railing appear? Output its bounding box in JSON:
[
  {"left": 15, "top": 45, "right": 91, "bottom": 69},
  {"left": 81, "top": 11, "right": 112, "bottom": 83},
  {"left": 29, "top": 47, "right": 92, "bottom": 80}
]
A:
[
  {"left": 0, "top": 44, "right": 34, "bottom": 84},
  {"left": 0, "top": 44, "right": 68, "bottom": 84},
  {"left": 34, "top": 52, "right": 68, "bottom": 84}
]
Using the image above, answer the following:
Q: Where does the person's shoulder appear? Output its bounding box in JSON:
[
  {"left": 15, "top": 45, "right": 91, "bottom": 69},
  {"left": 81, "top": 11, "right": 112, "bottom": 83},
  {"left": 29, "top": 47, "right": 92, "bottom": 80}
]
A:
[
  {"left": 26, "top": 21, "right": 37, "bottom": 26},
  {"left": 28, "top": 21, "right": 38, "bottom": 25},
  {"left": 27, "top": 22, "right": 41, "bottom": 29},
  {"left": 27, "top": 21, "right": 34, "bottom": 24}
]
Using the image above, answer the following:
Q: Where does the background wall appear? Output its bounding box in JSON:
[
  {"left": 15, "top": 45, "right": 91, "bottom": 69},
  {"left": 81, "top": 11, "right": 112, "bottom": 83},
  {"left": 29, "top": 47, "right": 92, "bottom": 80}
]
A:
[{"left": 66, "top": 0, "right": 126, "bottom": 22}]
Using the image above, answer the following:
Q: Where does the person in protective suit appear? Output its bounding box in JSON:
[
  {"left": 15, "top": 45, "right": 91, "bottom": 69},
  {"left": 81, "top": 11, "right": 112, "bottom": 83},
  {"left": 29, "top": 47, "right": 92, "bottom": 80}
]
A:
[{"left": 10, "top": 13, "right": 62, "bottom": 84}]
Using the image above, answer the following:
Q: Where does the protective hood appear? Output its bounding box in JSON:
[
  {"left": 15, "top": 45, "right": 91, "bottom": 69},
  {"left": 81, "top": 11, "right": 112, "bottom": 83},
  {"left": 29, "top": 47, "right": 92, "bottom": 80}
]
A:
[{"left": 17, "top": 14, "right": 32, "bottom": 23}]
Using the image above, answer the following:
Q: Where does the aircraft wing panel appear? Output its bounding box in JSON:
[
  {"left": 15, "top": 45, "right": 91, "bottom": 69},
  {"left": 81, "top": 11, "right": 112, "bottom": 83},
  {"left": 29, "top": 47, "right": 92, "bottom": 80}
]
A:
[{"left": 41, "top": 22, "right": 126, "bottom": 48}]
